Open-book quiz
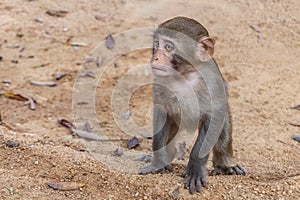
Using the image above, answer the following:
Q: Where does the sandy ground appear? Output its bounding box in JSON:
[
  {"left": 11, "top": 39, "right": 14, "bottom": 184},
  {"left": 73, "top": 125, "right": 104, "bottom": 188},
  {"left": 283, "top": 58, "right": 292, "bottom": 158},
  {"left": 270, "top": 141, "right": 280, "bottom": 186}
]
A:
[{"left": 0, "top": 0, "right": 300, "bottom": 199}]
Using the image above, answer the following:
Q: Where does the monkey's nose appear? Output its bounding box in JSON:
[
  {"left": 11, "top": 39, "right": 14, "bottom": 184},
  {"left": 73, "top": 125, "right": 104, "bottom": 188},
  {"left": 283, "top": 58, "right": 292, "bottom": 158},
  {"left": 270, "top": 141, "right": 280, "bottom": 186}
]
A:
[{"left": 153, "top": 57, "right": 159, "bottom": 61}]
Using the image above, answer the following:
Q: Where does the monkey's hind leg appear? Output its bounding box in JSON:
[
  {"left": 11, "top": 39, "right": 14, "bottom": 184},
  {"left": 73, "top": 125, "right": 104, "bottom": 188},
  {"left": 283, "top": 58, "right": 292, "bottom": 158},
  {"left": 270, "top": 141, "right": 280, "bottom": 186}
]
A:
[{"left": 210, "top": 124, "right": 246, "bottom": 176}]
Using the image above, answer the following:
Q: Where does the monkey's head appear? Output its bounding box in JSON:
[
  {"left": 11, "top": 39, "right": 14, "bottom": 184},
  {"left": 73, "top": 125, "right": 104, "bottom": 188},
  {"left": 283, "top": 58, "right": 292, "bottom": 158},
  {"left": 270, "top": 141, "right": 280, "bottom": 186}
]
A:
[{"left": 151, "top": 16, "right": 215, "bottom": 77}]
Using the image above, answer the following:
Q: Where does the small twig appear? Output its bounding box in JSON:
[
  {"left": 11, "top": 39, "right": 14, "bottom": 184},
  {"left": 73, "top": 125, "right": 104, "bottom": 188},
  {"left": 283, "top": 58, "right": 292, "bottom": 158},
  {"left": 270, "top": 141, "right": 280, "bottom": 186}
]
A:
[
  {"left": 291, "top": 105, "right": 300, "bottom": 111},
  {"left": 249, "top": 24, "right": 260, "bottom": 33},
  {"left": 277, "top": 140, "right": 300, "bottom": 150},
  {"left": 289, "top": 122, "right": 300, "bottom": 127},
  {"left": 0, "top": 114, "right": 14, "bottom": 130}
]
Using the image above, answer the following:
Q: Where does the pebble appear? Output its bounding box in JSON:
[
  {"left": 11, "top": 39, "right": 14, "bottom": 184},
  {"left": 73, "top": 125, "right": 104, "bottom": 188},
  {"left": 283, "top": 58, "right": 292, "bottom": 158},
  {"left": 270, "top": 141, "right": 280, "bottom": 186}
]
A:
[{"left": 6, "top": 140, "right": 20, "bottom": 148}]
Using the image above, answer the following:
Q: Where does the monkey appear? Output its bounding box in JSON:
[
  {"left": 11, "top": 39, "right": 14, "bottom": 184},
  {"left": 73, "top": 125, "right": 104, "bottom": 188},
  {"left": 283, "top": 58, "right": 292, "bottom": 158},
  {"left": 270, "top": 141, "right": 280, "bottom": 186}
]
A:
[{"left": 140, "top": 16, "right": 246, "bottom": 194}]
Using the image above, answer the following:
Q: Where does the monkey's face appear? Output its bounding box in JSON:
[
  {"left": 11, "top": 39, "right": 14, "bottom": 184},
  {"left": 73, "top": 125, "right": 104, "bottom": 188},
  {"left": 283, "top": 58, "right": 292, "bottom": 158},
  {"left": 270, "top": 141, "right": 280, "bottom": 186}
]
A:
[{"left": 151, "top": 36, "right": 182, "bottom": 77}]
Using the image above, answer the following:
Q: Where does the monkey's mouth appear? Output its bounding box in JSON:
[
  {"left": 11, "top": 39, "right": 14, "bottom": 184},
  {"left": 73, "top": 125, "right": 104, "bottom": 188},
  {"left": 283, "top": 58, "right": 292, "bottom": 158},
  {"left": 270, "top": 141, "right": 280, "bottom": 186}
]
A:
[{"left": 151, "top": 66, "right": 168, "bottom": 72}]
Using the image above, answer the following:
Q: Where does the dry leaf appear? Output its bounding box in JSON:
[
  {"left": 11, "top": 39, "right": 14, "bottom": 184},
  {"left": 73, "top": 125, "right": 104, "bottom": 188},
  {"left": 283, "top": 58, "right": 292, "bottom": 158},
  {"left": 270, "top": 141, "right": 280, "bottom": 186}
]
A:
[
  {"left": 46, "top": 182, "right": 84, "bottom": 191},
  {"left": 30, "top": 81, "right": 57, "bottom": 87},
  {"left": 114, "top": 147, "right": 123, "bottom": 156},
  {"left": 11, "top": 59, "right": 18, "bottom": 64},
  {"left": 171, "top": 187, "right": 180, "bottom": 200},
  {"left": 55, "top": 72, "right": 67, "bottom": 80},
  {"left": 249, "top": 24, "right": 260, "bottom": 33},
  {"left": 141, "top": 133, "right": 152, "bottom": 139},
  {"left": 64, "top": 36, "right": 73, "bottom": 45},
  {"left": 105, "top": 34, "right": 115, "bottom": 49},
  {"left": 83, "top": 122, "right": 92, "bottom": 132},
  {"left": 70, "top": 129, "right": 103, "bottom": 141},
  {"left": 34, "top": 18, "right": 44, "bottom": 23},
  {"left": 6, "top": 45, "right": 20, "bottom": 49},
  {"left": 127, "top": 136, "right": 140, "bottom": 149},
  {"left": 4, "top": 92, "right": 28, "bottom": 101},
  {"left": 83, "top": 57, "right": 94, "bottom": 63},
  {"left": 83, "top": 71, "right": 96, "bottom": 78},
  {"left": 32, "top": 63, "right": 50, "bottom": 68},
  {"left": 57, "top": 118, "right": 76, "bottom": 130},
  {"left": 292, "top": 136, "right": 300, "bottom": 142},
  {"left": 289, "top": 122, "right": 300, "bottom": 127},
  {"left": 96, "top": 57, "right": 102, "bottom": 67},
  {"left": 70, "top": 42, "right": 88, "bottom": 47},
  {"left": 291, "top": 105, "right": 300, "bottom": 111},
  {"left": 29, "top": 98, "right": 36, "bottom": 110},
  {"left": 95, "top": 15, "right": 105, "bottom": 21},
  {"left": 134, "top": 154, "right": 152, "bottom": 163},
  {"left": 124, "top": 110, "right": 131, "bottom": 120},
  {"left": 46, "top": 10, "right": 68, "bottom": 17}
]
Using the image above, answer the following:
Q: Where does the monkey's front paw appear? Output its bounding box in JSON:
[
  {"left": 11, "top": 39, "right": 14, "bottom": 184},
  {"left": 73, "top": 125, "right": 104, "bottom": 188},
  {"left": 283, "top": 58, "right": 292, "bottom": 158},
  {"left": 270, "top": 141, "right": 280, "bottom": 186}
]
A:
[
  {"left": 210, "top": 165, "right": 246, "bottom": 176},
  {"left": 182, "top": 167, "right": 207, "bottom": 194},
  {"left": 140, "top": 164, "right": 173, "bottom": 175}
]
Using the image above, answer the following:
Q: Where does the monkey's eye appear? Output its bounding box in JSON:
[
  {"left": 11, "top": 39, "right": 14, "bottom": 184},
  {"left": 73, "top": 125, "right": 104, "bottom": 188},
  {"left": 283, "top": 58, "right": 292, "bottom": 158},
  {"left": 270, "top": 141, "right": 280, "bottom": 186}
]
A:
[{"left": 165, "top": 43, "right": 174, "bottom": 52}]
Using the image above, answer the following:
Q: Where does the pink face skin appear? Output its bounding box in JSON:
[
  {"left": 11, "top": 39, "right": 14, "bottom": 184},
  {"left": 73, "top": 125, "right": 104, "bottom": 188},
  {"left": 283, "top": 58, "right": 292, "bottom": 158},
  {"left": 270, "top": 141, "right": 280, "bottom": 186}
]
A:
[{"left": 151, "top": 36, "right": 177, "bottom": 77}]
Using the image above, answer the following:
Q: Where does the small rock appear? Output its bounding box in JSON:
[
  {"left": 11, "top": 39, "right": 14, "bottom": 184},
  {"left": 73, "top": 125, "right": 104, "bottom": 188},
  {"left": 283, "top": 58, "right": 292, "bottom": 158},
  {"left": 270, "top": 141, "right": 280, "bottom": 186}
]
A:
[
  {"left": 6, "top": 140, "right": 20, "bottom": 148},
  {"left": 127, "top": 136, "right": 140, "bottom": 149},
  {"left": 34, "top": 17, "right": 44, "bottom": 23},
  {"left": 113, "top": 147, "right": 123, "bottom": 156},
  {"left": 124, "top": 110, "right": 131, "bottom": 120},
  {"left": 171, "top": 187, "right": 180, "bottom": 199}
]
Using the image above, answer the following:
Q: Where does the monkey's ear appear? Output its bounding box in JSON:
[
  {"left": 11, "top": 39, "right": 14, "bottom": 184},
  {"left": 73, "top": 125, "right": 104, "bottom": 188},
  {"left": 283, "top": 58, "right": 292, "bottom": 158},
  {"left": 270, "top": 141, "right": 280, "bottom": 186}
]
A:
[{"left": 196, "top": 36, "right": 215, "bottom": 62}]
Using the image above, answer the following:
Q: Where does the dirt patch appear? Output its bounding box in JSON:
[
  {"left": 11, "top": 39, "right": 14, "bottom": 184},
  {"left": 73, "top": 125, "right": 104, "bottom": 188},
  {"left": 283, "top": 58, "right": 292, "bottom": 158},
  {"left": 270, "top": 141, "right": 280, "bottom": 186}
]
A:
[{"left": 0, "top": 0, "right": 299, "bottom": 199}]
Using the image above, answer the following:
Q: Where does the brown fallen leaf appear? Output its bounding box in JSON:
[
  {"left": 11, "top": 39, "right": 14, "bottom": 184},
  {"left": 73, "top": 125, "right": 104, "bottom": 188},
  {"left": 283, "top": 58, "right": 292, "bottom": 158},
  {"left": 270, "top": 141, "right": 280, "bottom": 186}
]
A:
[
  {"left": 46, "top": 182, "right": 84, "bottom": 191},
  {"left": 96, "top": 57, "right": 102, "bottom": 67},
  {"left": 171, "top": 187, "right": 180, "bottom": 200},
  {"left": 4, "top": 92, "right": 28, "bottom": 101},
  {"left": 46, "top": 10, "right": 68, "bottom": 17},
  {"left": 32, "top": 63, "right": 50, "bottom": 68},
  {"left": 57, "top": 118, "right": 76, "bottom": 130},
  {"left": 34, "top": 17, "right": 44, "bottom": 23},
  {"left": 292, "top": 136, "right": 300, "bottom": 142},
  {"left": 64, "top": 36, "right": 74, "bottom": 45},
  {"left": 141, "top": 133, "right": 152, "bottom": 139},
  {"left": 105, "top": 34, "right": 115, "bottom": 49},
  {"left": 83, "top": 122, "right": 92, "bottom": 132},
  {"left": 69, "top": 42, "right": 88, "bottom": 47},
  {"left": 55, "top": 72, "right": 67, "bottom": 80},
  {"left": 249, "top": 24, "right": 260, "bottom": 33},
  {"left": 134, "top": 154, "right": 152, "bottom": 163},
  {"left": 83, "top": 57, "right": 94, "bottom": 63},
  {"left": 291, "top": 105, "right": 300, "bottom": 111},
  {"left": 30, "top": 81, "right": 57, "bottom": 87},
  {"left": 29, "top": 98, "right": 36, "bottom": 110},
  {"left": 114, "top": 147, "right": 123, "bottom": 156},
  {"left": 2, "top": 80, "right": 11, "bottom": 85},
  {"left": 19, "top": 47, "right": 26, "bottom": 52},
  {"left": 82, "top": 71, "right": 96, "bottom": 78},
  {"left": 95, "top": 15, "right": 105, "bottom": 22},
  {"left": 6, "top": 45, "right": 20, "bottom": 49},
  {"left": 127, "top": 136, "right": 140, "bottom": 149},
  {"left": 124, "top": 110, "right": 131, "bottom": 120},
  {"left": 289, "top": 122, "right": 300, "bottom": 127},
  {"left": 11, "top": 59, "right": 18, "bottom": 64}
]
